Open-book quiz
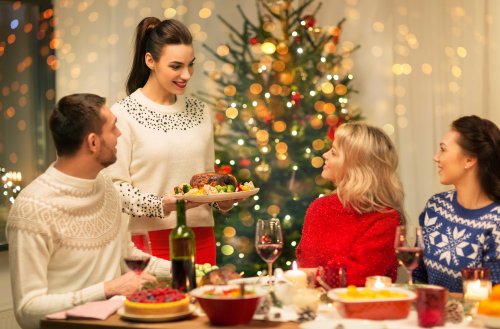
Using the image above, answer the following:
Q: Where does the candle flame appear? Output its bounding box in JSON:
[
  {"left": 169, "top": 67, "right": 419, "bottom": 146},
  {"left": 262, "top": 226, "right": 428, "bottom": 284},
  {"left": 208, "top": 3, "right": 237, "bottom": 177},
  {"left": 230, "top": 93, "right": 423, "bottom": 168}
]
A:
[
  {"left": 374, "top": 278, "right": 385, "bottom": 289},
  {"left": 292, "top": 260, "right": 298, "bottom": 271},
  {"left": 464, "top": 279, "right": 490, "bottom": 301}
]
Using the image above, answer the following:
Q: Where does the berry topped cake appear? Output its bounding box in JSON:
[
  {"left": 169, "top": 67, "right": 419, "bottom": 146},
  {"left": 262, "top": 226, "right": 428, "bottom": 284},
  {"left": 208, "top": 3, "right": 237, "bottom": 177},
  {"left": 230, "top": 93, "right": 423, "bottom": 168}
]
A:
[{"left": 124, "top": 287, "right": 189, "bottom": 316}]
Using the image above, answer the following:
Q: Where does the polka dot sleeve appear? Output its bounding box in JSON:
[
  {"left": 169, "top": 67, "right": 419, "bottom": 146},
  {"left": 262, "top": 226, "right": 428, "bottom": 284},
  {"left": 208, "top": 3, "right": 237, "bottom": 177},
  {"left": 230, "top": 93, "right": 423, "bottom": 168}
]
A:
[{"left": 118, "top": 182, "right": 164, "bottom": 218}]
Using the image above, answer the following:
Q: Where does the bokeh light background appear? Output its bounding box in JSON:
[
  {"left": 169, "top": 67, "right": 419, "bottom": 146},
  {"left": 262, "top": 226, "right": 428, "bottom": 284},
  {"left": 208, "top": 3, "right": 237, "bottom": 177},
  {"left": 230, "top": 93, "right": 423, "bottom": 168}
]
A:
[{"left": 1, "top": 0, "right": 500, "bottom": 233}]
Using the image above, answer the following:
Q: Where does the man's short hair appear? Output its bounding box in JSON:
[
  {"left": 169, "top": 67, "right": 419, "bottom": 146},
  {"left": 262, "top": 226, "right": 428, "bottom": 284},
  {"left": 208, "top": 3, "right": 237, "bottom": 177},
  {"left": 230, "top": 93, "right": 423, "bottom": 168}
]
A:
[{"left": 49, "top": 93, "right": 106, "bottom": 156}]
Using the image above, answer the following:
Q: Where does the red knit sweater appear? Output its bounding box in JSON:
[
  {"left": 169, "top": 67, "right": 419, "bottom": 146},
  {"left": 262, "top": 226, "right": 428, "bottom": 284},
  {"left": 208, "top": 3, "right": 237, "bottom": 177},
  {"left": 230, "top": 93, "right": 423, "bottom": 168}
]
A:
[{"left": 296, "top": 194, "right": 400, "bottom": 286}]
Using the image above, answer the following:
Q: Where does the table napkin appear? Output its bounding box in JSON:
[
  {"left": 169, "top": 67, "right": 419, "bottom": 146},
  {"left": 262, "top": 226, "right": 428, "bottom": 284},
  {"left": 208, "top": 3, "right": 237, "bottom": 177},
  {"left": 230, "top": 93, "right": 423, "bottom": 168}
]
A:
[{"left": 46, "top": 296, "right": 124, "bottom": 320}]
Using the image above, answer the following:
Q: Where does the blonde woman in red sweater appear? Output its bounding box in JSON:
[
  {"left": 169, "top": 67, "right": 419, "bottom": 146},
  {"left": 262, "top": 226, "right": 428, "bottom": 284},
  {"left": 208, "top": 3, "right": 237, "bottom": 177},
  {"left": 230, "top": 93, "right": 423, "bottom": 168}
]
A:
[{"left": 296, "top": 122, "right": 405, "bottom": 287}]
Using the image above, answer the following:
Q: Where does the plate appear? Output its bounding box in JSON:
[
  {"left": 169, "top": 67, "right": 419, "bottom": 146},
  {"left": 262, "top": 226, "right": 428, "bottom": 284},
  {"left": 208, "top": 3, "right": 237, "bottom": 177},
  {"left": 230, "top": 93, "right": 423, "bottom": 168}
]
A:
[
  {"left": 174, "top": 188, "right": 259, "bottom": 203},
  {"left": 476, "top": 314, "right": 500, "bottom": 329},
  {"left": 117, "top": 304, "right": 196, "bottom": 323}
]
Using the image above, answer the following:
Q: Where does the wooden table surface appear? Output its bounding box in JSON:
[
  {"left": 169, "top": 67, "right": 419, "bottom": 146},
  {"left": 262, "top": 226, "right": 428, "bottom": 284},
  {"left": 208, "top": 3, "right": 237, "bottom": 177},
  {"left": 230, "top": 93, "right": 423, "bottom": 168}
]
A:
[
  {"left": 40, "top": 313, "right": 298, "bottom": 329},
  {"left": 40, "top": 293, "right": 466, "bottom": 329}
]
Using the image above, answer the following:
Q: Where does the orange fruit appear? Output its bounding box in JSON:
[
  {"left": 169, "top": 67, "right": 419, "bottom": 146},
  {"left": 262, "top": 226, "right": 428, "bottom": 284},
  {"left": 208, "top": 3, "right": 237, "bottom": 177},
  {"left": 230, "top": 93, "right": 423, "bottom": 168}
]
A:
[
  {"left": 491, "top": 284, "right": 500, "bottom": 301},
  {"left": 478, "top": 300, "right": 500, "bottom": 316}
]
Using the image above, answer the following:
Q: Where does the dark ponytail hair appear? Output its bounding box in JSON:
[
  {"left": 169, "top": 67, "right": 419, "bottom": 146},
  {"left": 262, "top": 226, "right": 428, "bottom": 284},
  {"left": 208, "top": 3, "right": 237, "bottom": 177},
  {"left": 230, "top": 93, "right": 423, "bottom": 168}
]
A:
[
  {"left": 452, "top": 115, "right": 500, "bottom": 202},
  {"left": 126, "top": 17, "right": 193, "bottom": 95}
]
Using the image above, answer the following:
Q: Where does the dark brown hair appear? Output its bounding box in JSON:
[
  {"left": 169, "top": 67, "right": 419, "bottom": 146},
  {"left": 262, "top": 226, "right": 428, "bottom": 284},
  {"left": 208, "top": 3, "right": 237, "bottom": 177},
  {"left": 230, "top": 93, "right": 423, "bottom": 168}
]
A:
[
  {"left": 452, "top": 115, "right": 500, "bottom": 202},
  {"left": 49, "top": 93, "right": 106, "bottom": 156},
  {"left": 126, "top": 18, "right": 193, "bottom": 95}
]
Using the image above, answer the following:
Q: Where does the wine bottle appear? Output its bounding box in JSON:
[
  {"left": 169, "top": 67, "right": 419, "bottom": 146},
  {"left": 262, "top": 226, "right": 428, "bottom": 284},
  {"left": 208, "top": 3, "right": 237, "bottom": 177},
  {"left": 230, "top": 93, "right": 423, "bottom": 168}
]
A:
[{"left": 170, "top": 199, "right": 196, "bottom": 292}]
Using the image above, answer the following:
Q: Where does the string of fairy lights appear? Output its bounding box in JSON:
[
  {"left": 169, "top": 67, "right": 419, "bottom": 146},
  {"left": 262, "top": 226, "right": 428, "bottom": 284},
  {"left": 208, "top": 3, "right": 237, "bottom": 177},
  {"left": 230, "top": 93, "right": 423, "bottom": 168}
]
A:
[{"left": 1, "top": 167, "right": 22, "bottom": 207}]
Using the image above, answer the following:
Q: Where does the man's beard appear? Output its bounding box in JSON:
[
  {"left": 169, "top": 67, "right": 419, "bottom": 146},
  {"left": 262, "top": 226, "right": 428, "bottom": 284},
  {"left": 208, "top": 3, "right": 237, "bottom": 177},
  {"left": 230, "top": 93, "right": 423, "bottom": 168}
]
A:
[{"left": 98, "top": 140, "right": 117, "bottom": 168}]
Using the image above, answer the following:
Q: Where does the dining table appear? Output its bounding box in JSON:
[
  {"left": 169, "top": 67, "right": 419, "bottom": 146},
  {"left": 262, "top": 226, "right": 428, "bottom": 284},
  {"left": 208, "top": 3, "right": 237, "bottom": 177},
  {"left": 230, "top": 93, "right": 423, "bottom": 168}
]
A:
[
  {"left": 40, "top": 314, "right": 299, "bottom": 329},
  {"left": 40, "top": 291, "right": 490, "bottom": 329},
  {"left": 39, "top": 309, "right": 487, "bottom": 329}
]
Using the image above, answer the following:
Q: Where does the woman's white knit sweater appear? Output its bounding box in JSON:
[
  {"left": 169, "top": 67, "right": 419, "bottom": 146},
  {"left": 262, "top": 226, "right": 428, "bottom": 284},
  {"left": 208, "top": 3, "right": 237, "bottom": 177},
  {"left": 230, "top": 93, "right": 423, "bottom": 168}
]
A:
[{"left": 104, "top": 89, "right": 215, "bottom": 232}]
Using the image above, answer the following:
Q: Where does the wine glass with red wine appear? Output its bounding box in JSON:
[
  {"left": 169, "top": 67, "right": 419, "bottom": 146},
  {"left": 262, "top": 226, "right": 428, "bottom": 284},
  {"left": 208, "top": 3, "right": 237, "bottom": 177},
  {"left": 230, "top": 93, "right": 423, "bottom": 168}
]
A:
[
  {"left": 124, "top": 231, "right": 152, "bottom": 274},
  {"left": 255, "top": 218, "right": 283, "bottom": 285},
  {"left": 394, "top": 225, "right": 424, "bottom": 286}
]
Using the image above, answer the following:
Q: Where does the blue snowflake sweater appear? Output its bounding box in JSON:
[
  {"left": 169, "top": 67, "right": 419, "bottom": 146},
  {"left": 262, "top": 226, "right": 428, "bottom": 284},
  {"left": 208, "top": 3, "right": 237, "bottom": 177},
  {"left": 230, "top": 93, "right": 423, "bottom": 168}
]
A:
[{"left": 413, "top": 190, "right": 500, "bottom": 292}]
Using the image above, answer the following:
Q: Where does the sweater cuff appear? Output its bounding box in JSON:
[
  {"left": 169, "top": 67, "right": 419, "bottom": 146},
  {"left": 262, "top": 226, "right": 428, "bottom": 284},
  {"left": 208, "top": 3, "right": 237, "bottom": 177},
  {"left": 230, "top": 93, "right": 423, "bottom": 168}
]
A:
[
  {"left": 148, "top": 257, "right": 172, "bottom": 278},
  {"left": 160, "top": 204, "right": 171, "bottom": 218},
  {"left": 80, "top": 282, "right": 106, "bottom": 304}
]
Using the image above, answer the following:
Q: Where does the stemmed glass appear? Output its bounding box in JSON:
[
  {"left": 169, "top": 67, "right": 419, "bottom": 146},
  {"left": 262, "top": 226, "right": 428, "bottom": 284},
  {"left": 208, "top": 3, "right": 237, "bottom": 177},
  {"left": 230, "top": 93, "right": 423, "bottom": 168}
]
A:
[
  {"left": 255, "top": 218, "right": 283, "bottom": 284},
  {"left": 124, "top": 231, "right": 152, "bottom": 274},
  {"left": 394, "top": 225, "right": 424, "bottom": 286}
]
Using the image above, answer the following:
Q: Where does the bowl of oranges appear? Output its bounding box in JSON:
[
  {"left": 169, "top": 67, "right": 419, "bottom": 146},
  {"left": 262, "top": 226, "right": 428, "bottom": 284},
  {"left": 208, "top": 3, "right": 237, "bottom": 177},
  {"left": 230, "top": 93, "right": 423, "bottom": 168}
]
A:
[
  {"left": 476, "top": 284, "right": 500, "bottom": 328},
  {"left": 328, "top": 285, "right": 415, "bottom": 320}
]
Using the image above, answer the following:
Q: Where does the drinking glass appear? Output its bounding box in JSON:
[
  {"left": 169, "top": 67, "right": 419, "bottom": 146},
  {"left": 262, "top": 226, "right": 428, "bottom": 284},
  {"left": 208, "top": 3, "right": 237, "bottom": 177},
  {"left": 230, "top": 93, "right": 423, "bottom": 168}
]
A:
[
  {"left": 255, "top": 218, "right": 283, "bottom": 284},
  {"left": 416, "top": 285, "right": 447, "bottom": 327},
  {"left": 462, "top": 267, "right": 491, "bottom": 316},
  {"left": 124, "top": 231, "right": 152, "bottom": 274},
  {"left": 394, "top": 225, "right": 424, "bottom": 286}
]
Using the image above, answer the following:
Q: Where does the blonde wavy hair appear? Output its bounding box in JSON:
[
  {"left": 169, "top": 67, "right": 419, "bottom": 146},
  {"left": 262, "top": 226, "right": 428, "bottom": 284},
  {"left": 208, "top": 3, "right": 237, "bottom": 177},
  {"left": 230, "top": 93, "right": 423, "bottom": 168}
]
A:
[{"left": 333, "top": 122, "right": 405, "bottom": 222}]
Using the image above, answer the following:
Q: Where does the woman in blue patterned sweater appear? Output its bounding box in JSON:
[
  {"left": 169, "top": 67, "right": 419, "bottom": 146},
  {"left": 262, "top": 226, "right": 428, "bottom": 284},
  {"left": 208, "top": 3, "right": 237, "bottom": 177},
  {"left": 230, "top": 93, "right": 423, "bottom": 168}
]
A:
[{"left": 413, "top": 115, "right": 500, "bottom": 292}]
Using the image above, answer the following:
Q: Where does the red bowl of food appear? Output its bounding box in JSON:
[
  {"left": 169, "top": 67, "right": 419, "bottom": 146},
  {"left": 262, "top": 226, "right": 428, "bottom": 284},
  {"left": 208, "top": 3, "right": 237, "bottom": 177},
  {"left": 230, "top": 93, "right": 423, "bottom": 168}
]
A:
[
  {"left": 328, "top": 286, "right": 416, "bottom": 320},
  {"left": 190, "top": 285, "right": 268, "bottom": 326}
]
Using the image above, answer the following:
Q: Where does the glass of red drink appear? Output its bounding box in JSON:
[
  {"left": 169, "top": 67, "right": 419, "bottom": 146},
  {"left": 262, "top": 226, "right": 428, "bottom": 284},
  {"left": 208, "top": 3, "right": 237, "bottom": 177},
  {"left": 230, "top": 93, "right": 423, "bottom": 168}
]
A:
[{"left": 416, "top": 285, "right": 447, "bottom": 328}]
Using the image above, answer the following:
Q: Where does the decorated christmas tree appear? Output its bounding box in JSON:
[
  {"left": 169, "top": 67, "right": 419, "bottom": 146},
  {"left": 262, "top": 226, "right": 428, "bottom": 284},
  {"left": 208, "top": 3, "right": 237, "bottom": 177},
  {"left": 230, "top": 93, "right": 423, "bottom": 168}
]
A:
[{"left": 199, "top": 0, "right": 361, "bottom": 275}]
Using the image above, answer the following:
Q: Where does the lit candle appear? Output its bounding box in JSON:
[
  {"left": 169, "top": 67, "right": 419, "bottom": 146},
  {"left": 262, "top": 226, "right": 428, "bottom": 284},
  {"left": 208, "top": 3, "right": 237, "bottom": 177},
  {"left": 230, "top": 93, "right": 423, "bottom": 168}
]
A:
[
  {"left": 464, "top": 279, "right": 490, "bottom": 301},
  {"left": 365, "top": 276, "right": 392, "bottom": 289},
  {"left": 284, "top": 261, "right": 307, "bottom": 288}
]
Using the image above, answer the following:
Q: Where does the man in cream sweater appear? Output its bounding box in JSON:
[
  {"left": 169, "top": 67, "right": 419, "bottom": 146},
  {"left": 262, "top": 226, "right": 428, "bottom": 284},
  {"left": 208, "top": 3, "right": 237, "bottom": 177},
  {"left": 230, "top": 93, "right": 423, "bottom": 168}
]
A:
[{"left": 6, "top": 93, "right": 171, "bottom": 329}]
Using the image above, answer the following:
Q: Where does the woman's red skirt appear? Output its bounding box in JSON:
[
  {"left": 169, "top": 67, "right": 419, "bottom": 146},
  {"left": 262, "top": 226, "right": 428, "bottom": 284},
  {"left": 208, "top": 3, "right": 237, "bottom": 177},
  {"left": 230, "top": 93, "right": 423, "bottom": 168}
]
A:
[{"left": 132, "top": 227, "right": 216, "bottom": 265}]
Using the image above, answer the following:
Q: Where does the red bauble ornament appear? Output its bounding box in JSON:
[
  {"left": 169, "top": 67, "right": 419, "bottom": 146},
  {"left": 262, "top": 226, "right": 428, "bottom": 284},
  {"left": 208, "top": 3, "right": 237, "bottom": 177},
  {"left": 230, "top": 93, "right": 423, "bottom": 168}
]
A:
[
  {"left": 332, "top": 27, "right": 342, "bottom": 45},
  {"left": 327, "top": 117, "right": 345, "bottom": 140},
  {"left": 239, "top": 158, "right": 251, "bottom": 168},
  {"left": 217, "top": 165, "right": 232, "bottom": 174},
  {"left": 249, "top": 36, "right": 259, "bottom": 45},
  {"left": 302, "top": 15, "right": 316, "bottom": 29},
  {"left": 294, "top": 35, "right": 301, "bottom": 43},
  {"left": 291, "top": 91, "right": 301, "bottom": 107},
  {"left": 214, "top": 111, "right": 225, "bottom": 124},
  {"left": 260, "top": 236, "right": 272, "bottom": 244}
]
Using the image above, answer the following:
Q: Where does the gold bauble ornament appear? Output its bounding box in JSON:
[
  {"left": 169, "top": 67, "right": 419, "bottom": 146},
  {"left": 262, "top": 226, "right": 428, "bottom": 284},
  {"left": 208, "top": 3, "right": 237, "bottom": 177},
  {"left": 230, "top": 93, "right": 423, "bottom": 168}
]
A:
[
  {"left": 263, "top": 0, "right": 290, "bottom": 14},
  {"left": 280, "top": 72, "right": 294, "bottom": 85},
  {"left": 267, "top": 204, "right": 280, "bottom": 217},
  {"left": 276, "top": 42, "right": 288, "bottom": 55},
  {"left": 255, "top": 161, "right": 271, "bottom": 181}
]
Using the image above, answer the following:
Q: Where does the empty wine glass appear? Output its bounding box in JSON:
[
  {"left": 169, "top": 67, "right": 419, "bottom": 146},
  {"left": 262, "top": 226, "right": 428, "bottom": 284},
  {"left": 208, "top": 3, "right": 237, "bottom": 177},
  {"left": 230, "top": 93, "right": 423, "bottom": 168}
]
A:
[
  {"left": 124, "top": 231, "right": 152, "bottom": 274},
  {"left": 255, "top": 218, "right": 283, "bottom": 285},
  {"left": 394, "top": 225, "right": 424, "bottom": 286}
]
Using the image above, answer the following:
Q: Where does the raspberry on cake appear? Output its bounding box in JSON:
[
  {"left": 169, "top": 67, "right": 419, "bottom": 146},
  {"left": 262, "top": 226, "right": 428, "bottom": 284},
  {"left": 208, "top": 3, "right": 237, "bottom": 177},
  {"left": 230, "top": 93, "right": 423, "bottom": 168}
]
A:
[{"left": 124, "top": 287, "right": 190, "bottom": 316}]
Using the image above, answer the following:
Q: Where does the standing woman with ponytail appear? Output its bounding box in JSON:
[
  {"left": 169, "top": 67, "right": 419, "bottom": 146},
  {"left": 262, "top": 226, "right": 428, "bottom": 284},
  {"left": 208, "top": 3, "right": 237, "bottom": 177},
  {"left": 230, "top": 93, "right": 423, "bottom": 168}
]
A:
[
  {"left": 413, "top": 115, "right": 500, "bottom": 292},
  {"left": 105, "top": 18, "right": 232, "bottom": 265}
]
